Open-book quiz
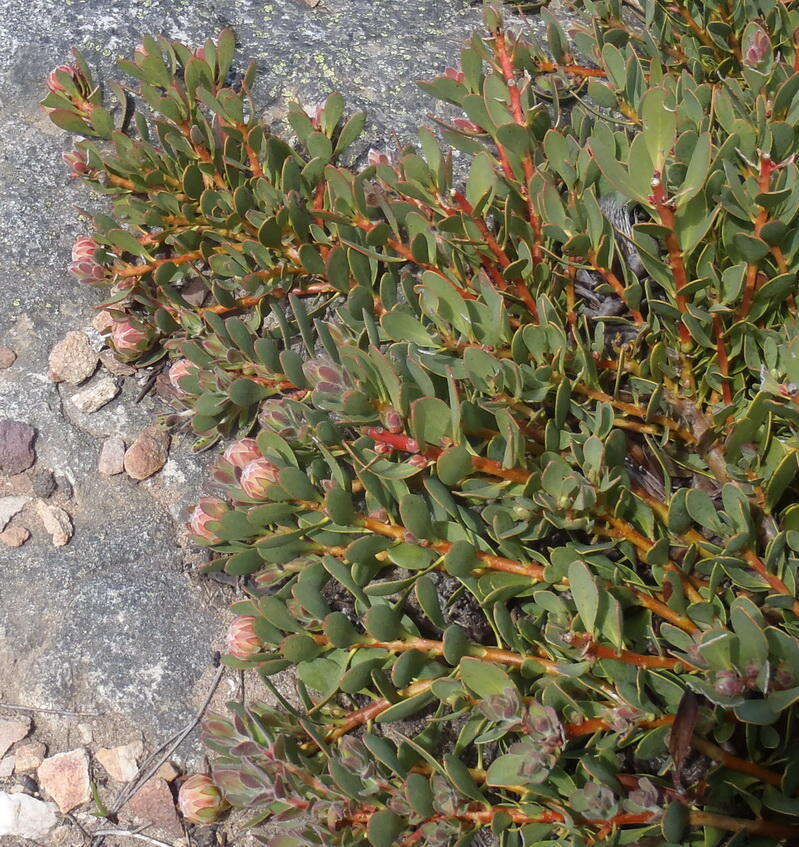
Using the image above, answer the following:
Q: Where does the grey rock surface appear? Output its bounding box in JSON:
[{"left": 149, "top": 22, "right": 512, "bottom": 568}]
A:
[{"left": 0, "top": 0, "right": 509, "bottom": 839}]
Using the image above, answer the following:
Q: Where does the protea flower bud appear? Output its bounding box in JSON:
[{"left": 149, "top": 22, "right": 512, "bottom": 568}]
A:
[
  {"left": 302, "top": 358, "right": 348, "bottom": 393},
  {"left": 188, "top": 496, "right": 228, "bottom": 542},
  {"left": 258, "top": 397, "right": 311, "bottom": 442},
  {"left": 368, "top": 148, "right": 391, "bottom": 167},
  {"left": 72, "top": 236, "right": 97, "bottom": 263},
  {"left": 222, "top": 438, "right": 262, "bottom": 470},
  {"left": 68, "top": 237, "right": 109, "bottom": 286},
  {"left": 62, "top": 149, "right": 91, "bottom": 177},
  {"left": 177, "top": 774, "right": 229, "bottom": 824},
  {"left": 168, "top": 358, "right": 196, "bottom": 395},
  {"left": 226, "top": 615, "right": 262, "bottom": 659},
  {"left": 110, "top": 316, "right": 155, "bottom": 360},
  {"left": 382, "top": 408, "right": 404, "bottom": 434},
  {"left": 240, "top": 456, "right": 281, "bottom": 499},
  {"left": 713, "top": 669, "right": 746, "bottom": 698},
  {"left": 47, "top": 64, "right": 80, "bottom": 94},
  {"left": 744, "top": 26, "right": 771, "bottom": 67}
]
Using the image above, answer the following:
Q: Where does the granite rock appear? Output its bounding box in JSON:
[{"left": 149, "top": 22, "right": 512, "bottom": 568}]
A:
[
  {"left": 70, "top": 375, "right": 120, "bottom": 413},
  {"left": 0, "top": 718, "right": 30, "bottom": 758},
  {"left": 98, "top": 435, "right": 126, "bottom": 475},
  {"left": 0, "top": 496, "right": 29, "bottom": 531},
  {"left": 36, "top": 501, "right": 73, "bottom": 546},
  {"left": 0, "top": 525, "right": 30, "bottom": 547},
  {"left": 48, "top": 331, "right": 98, "bottom": 385},
  {"left": 0, "top": 790, "right": 58, "bottom": 840},
  {"left": 14, "top": 742, "right": 47, "bottom": 774},
  {"left": 37, "top": 748, "right": 91, "bottom": 813},
  {"left": 124, "top": 425, "right": 170, "bottom": 480},
  {"left": 0, "top": 420, "right": 36, "bottom": 475}
]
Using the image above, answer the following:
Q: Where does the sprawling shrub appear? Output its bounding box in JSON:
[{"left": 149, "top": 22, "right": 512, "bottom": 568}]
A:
[{"left": 46, "top": 1, "right": 799, "bottom": 844}]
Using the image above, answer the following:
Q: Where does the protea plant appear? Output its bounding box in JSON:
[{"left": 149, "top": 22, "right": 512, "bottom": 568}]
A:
[{"left": 47, "top": 2, "right": 799, "bottom": 844}]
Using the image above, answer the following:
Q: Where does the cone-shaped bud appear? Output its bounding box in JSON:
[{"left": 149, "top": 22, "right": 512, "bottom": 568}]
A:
[
  {"left": 68, "top": 237, "right": 109, "bottom": 286},
  {"left": 188, "top": 496, "right": 228, "bottom": 542},
  {"left": 226, "top": 615, "right": 262, "bottom": 659},
  {"left": 46, "top": 64, "right": 84, "bottom": 95},
  {"left": 168, "top": 358, "right": 196, "bottom": 396},
  {"left": 72, "top": 236, "right": 97, "bottom": 263},
  {"left": 177, "top": 774, "right": 229, "bottom": 824},
  {"left": 302, "top": 357, "right": 348, "bottom": 393},
  {"left": 368, "top": 149, "right": 391, "bottom": 167},
  {"left": 381, "top": 408, "right": 404, "bottom": 434},
  {"left": 222, "top": 438, "right": 262, "bottom": 470},
  {"left": 240, "top": 456, "right": 281, "bottom": 499},
  {"left": 62, "top": 149, "right": 91, "bottom": 177},
  {"left": 110, "top": 316, "right": 155, "bottom": 360}
]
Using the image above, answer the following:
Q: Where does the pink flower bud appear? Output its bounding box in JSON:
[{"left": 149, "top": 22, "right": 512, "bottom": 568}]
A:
[
  {"left": 72, "top": 236, "right": 96, "bottom": 263},
  {"left": 226, "top": 615, "right": 261, "bottom": 660},
  {"left": 194, "top": 46, "right": 206, "bottom": 60},
  {"left": 47, "top": 64, "right": 78, "bottom": 94},
  {"left": 444, "top": 67, "right": 465, "bottom": 83},
  {"left": 222, "top": 438, "right": 262, "bottom": 470},
  {"left": 368, "top": 148, "right": 391, "bottom": 167},
  {"left": 110, "top": 317, "right": 155, "bottom": 359},
  {"left": 382, "top": 408, "right": 404, "bottom": 434},
  {"left": 68, "top": 237, "right": 108, "bottom": 286},
  {"left": 409, "top": 454, "right": 430, "bottom": 468},
  {"left": 62, "top": 149, "right": 91, "bottom": 177},
  {"left": 374, "top": 441, "right": 394, "bottom": 456},
  {"left": 310, "top": 99, "right": 326, "bottom": 128},
  {"left": 713, "top": 669, "right": 745, "bottom": 698},
  {"left": 188, "top": 496, "right": 228, "bottom": 542},
  {"left": 168, "top": 358, "right": 196, "bottom": 395},
  {"left": 240, "top": 456, "right": 281, "bottom": 499},
  {"left": 743, "top": 27, "right": 771, "bottom": 67},
  {"left": 177, "top": 774, "right": 229, "bottom": 824}
]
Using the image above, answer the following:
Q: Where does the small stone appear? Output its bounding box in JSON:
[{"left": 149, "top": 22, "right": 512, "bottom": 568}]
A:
[
  {"left": 54, "top": 475, "right": 73, "bottom": 499},
  {"left": 70, "top": 376, "right": 120, "bottom": 413},
  {"left": 36, "top": 502, "right": 73, "bottom": 547},
  {"left": 121, "top": 777, "right": 181, "bottom": 837},
  {"left": 156, "top": 762, "right": 179, "bottom": 782},
  {"left": 48, "top": 331, "right": 98, "bottom": 385},
  {"left": 0, "top": 791, "right": 58, "bottom": 840},
  {"left": 29, "top": 467, "right": 56, "bottom": 499},
  {"left": 76, "top": 724, "right": 93, "bottom": 745},
  {"left": 0, "top": 718, "right": 30, "bottom": 758},
  {"left": 99, "top": 349, "right": 136, "bottom": 376},
  {"left": 96, "top": 739, "right": 142, "bottom": 782},
  {"left": 0, "top": 346, "right": 16, "bottom": 369},
  {"left": 124, "top": 425, "right": 170, "bottom": 481},
  {"left": 0, "top": 496, "right": 29, "bottom": 531},
  {"left": 0, "top": 757, "right": 14, "bottom": 778},
  {"left": 0, "top": 421, "right": 36, "bottom": 475},
  {"left": 0, "top": 526, "right": 30, "bottom": 547},
  {"left": 37, "top": 749, "right": 90, "bottom": 813},
  {"left": 98, "top": 436, "right": 126, "bottom": 476},
  {"left": 91, "top": 310, "right": 114, "bottom": 334},
  {"left": 14, "top": 743, "right": 46, "bottom": 774}
]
